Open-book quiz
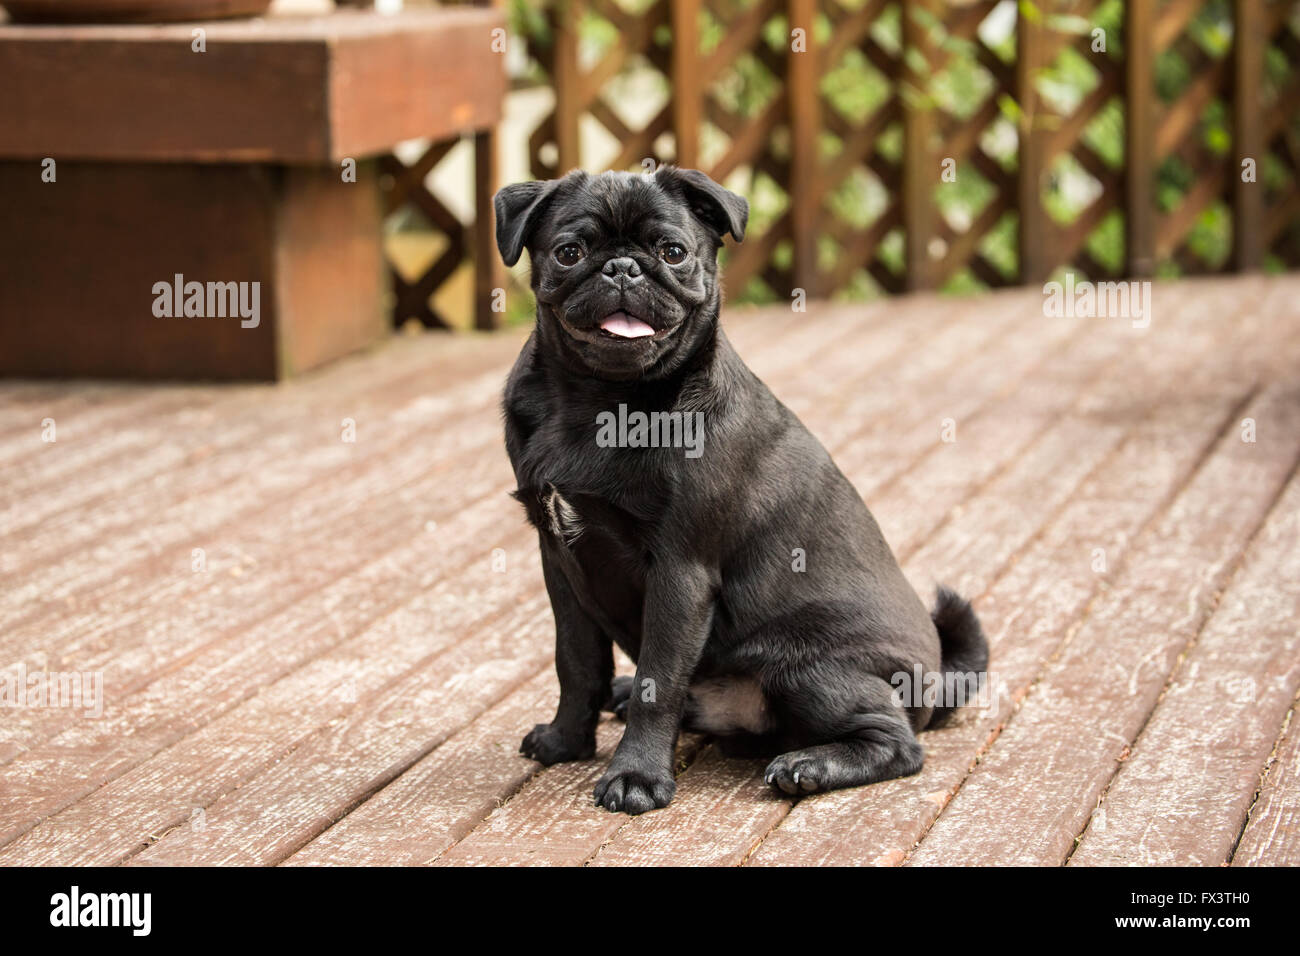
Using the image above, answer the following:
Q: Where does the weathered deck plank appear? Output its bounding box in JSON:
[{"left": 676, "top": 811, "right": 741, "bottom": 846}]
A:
[
  {"left": 1, "top": 276, "right": 1297, "bottom": 867},
  {"left": 0, "top": 386, "right": 209, "bottom": 469},
  {"left": 0, "top": 373, "right": 516, "bottom": 764},
  {"left": 1234, "top": 707, "right": 1300, "bottom": 866},
  {"left": 0, "top": 304, "right": 935, "bottom": 860},
  {"left": 1069, "top": 472, "right": 1300, "bottom": 866},
  {"left": 285, "top": 671, "right": 564, "bottom": 866},
  {"left": 0, "top": 334, "right": 515, "bottom": 551},
  {"left": 0, "top": 338, "right": 516, "bottom": 617},
  {"left": 903, "top": 383, "right": 1300, "bottom": 865},
  {"left": 126, "top": 600, "right": 559, "bottom": 866}
]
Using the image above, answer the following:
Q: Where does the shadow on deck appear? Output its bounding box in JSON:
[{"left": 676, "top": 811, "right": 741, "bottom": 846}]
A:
[{"left": 1, "top": 274, "right": 1298, "bottom": 866}]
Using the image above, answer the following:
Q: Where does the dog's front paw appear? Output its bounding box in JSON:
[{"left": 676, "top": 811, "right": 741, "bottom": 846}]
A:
[
  {"left": 593, "top": 763, "right": 675, "bottom": 815},
  {"left": 520, "top": 723, "right": 594, "bottom": 766}
]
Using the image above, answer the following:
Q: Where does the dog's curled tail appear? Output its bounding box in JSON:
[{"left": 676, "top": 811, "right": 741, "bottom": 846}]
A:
[{"left": 929, "top": 585, "right": 989, "bottom": 725}]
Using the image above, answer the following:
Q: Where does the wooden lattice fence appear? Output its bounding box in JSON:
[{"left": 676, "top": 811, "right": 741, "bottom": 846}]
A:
[{"left": 508, "top": 0, "right": 1300, "bottom": 305}]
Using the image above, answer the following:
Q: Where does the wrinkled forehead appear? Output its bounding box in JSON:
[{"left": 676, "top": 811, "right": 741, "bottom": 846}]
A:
[{"left": 546, "top": 172, "right": 694, "bottom": 242}]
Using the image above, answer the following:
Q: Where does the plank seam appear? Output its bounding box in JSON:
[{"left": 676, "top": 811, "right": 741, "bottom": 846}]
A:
[
  {"left": 282, "top": 669, "right": 557, "bottom": 866},
  {"left": 1063, "top": 454, "right": 1300, "bottom": 865},
  {"left": 893, "top": 319, "right": 1121, "bottom": 565},
  {"left": 114, "top": 602, "right": 556, "bottom": 866},
  {"left": 0, "top": 471, "right": 516, "bottom": 778},
  {"left": 887, "top": 384, "right": 1262, "bottom": 866},
  {"left": 1228, "top": 698, "right": 1299, "bottom": 865},
  {"left": 277, "top": 671, "right": 559, "bottom": 867}
]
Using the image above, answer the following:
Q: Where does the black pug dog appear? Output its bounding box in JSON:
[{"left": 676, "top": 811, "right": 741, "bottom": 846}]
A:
[{"left": 496, "top": 166, "right": 988, "bottom": 815}]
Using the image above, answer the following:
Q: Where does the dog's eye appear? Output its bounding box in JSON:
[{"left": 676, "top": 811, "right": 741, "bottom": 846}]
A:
[
  {"left": 660, "top": 243, "right": 687, "bottom": 265},
  {"left": 554, "top": 244, "right": 584, "bottom": 267}
]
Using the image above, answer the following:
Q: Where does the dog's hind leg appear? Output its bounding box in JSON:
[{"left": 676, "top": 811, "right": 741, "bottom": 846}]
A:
[
  {"left": 602, "top": 675, "right": 634, "bottom": 721},
  {"left": 763, "top": 674, "right": 923, "bottom": 795},
  {"left": 764, "top": 729, "right": 923, "bottom": 795}
]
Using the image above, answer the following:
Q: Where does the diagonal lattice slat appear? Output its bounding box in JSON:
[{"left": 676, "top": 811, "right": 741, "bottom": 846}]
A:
[{"left": 507, "top": 0, "right": 1300, "bottom": 304}]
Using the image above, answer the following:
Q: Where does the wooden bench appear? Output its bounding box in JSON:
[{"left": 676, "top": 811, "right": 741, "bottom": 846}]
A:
[{"left": 0, "top": 7, "right": 505, "bottom": 380}]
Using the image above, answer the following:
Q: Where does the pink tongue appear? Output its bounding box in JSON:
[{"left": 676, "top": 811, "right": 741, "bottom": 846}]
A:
[{"left": 599, "top": 311, "right": 655, "bottom": 338}]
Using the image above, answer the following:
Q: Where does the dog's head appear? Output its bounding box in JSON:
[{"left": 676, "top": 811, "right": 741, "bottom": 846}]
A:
[{"left": 494, "top": 167, "right": 748, "bottom": 381}]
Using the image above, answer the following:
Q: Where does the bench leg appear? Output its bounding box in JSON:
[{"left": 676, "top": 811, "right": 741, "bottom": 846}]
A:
[{"left": 0, "top": 160, "right": 387, "bottom": 381}]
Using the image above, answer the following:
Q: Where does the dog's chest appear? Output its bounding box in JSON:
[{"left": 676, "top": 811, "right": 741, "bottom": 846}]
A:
[
  {"left": 515, "top": 480, "right": 653, "bottom": 649},
  {"left": 505, "top": 382, "right": 683, "bottom": 647}
]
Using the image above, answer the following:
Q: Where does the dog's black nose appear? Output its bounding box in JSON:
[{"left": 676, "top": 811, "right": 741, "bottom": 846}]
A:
[{"left": 601, "top": 257, "right": 642, "bottom": 283}]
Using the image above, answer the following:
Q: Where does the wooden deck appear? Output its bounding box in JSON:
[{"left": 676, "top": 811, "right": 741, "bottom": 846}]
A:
[{"left": 2, "top": 274, "right": 1298, "bottom": 867}]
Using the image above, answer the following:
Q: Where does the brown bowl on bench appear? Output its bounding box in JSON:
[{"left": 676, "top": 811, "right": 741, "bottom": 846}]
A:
[{"left": 2, "top": 0, "right": 272, "bottom": 22}]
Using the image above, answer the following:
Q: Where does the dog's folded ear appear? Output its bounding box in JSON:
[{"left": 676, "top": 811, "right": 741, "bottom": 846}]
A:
[
  {"left": 494, "top": 179, "right": 562, "bottom": 267},
  {"left": 657, "top": 167, "right": 749, "bottom": 243}
]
